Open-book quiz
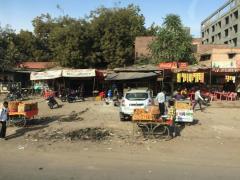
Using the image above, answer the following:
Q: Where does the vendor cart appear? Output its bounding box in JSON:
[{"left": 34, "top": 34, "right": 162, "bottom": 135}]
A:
[
  {"left": 8, "top": 109, "right": 38, "bottom": 127},
  {"left": 132, "top": 106, "right": 175, "bottom": 140},
  {"left": 175, "top": 100, "right": 194, "bottom": 123}
]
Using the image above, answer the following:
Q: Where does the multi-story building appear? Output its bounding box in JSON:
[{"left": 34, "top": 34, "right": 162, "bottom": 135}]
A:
[{"left": 201, "top": 0, "right": 240, "bottom": 47}]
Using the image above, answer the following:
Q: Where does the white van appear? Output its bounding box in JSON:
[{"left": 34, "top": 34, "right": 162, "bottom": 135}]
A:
[{"left": 119, "top": 89, "right": 153, "bottom": 121}]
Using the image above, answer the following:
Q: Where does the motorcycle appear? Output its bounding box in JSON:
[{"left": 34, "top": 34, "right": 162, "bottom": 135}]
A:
[
  {"left": 67, "top": 90, "right": 85, "bottom": 103},
  {"left": 46, "top": 96, "right": 59, "bottom": 109},
  {"left": 201, "top": 94, "right": 211, "bottom": 106},
  {"left": 6, "top": 90, "right": 23, "bottom": 101},
  {"left": 59, "top": 90, "right": 68, "bottom": 102}
]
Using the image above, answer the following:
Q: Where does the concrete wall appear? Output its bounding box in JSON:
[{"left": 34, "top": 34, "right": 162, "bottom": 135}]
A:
[
  {"left": 201, "top": 0, "right": 240, "bottom": 47},
  {"left": 199, "top": 47, "right": 240, "bottom": 67}
]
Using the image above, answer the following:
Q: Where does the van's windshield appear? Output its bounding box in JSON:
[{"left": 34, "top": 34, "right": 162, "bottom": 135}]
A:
[{"left": 125, "top": 93, "right": 148, "bottom": 101}]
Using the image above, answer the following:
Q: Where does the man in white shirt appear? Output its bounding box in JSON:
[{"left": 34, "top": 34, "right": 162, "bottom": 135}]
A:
[
  {"left": 0, "top": 101, "right": 9, "bottom": 140},
  {"left": 155, "top": 91, "right": 166, "bottom": 116},
  {"left": 193, "top": 88, "right": 204, "bottom": 111}
]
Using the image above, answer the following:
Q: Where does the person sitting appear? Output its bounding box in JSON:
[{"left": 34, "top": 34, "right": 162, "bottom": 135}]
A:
[
  {"left": 174, "top": 90, "right": 183, "bottom": 100},
  {"left": 181, "top": 88, "right": 188, "bottom": 99}
]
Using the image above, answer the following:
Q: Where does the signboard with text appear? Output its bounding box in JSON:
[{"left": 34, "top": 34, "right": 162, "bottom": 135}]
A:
[
  {"left": 30, "top": 70, "right": 62, "bottom": 80},
  {"left": 159, "top": 62, "right": 188, "bottom": 69}
]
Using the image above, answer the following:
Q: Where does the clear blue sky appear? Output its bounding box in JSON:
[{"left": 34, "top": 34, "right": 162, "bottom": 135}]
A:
[{"left": 0, "top": 0, "right": 227, "bottom": 37}]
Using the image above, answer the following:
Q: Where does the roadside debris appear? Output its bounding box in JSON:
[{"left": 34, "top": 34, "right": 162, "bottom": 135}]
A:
[
  {"left": 27, "top": 127, "right": 112, "bottom": 142},
  {"left": 66, "top": 128, "right": 111, "bottom": 141}
]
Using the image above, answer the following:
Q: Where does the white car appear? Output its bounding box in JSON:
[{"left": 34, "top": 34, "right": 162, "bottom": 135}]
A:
[{"left": 119, "top": 89, "right": 153, "bottom": 121}]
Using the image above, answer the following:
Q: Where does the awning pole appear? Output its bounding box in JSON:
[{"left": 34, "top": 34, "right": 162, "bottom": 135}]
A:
[
  {"left": 93, "top": 77, "right": 96, "bottom": 96},
  {"left": 209, "top": 69, "right": 212, "bottom": 89}
]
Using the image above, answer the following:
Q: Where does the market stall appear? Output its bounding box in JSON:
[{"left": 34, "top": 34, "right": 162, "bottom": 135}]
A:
[
  {"left": 105, "top": 65, "right": 164, "bottom": 96},
  {"left": 30, "top": 70, "right": 62, "bottom": 94},
  {"left": 172, "top": 65, "right": 211, "bottom": 91},
  {"left": 62, "top": 69, "right": 96, "bottom": 96}
]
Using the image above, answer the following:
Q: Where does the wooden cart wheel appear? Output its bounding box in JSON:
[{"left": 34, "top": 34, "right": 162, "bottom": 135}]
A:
[
  {"left": 153, "top": 125, "right": 171, "bottom": 140},
  {"left": 13, "top": 115, "right": 27, "bottom": 127},
  {"left": 137, "top": 123, "right": 150, "bottom": 137}
]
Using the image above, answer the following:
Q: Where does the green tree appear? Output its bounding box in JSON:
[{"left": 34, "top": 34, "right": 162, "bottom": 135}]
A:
[
  {"left": 89, "top": 5, "right": 146, "bottom": 68},
  {"left": 0, "top": 26, "right": 20, "bottom": 71},
  {"left": 49, "top": 17, "right": 93, "bottom": 68},
  {"left": 32, "top": 13, "right": 54, "bottom": 61},
  {"left": 149, "top": 14, "right": 195, "bottom": 64}
]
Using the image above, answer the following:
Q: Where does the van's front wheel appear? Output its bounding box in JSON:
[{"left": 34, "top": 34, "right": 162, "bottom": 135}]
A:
[{"left": 120, "top": 112, "right": 125, "bottom": 121}]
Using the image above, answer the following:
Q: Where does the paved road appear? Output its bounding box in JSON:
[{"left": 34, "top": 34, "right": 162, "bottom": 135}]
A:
[{"left": 0, "top": 146, "right": 239, "bottom": 180}]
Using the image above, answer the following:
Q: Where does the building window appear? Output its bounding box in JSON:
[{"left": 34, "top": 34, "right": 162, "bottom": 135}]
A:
[
  {"left": 224, "top": 41, "right": 228, "bottom": 44},
  {"left": 234, "top": 10, "right": 238, "bottom": 19},
  {"left": 202, "top": 32, "right": 204, "bottom": 38},
  {"left": 233, "top": 24, "right": 238, "bottom": 33},
  {"left": 225, "top": 29, "right": 229, "bottom": 37},
  {"left": 233, "top": 38, "right": 237, "bottom": 47},
  {"left": 200, "top": 55, "right": 211, "bottom": 61},
  {"left": 212, "top": 36, "right": 215, "bottom": 43},
  {"left": 207, "top": 29, "right": 209, "bottom": 34},
  {"left": 212, "top": 25, "right": 215, "bottom": 32},
  {"left": 225, "top": 16, "right": 229, "bottom": 25},
  {"left": 218, "top": 21, "right": 222, "bottom": 28},
  {"left": 217, "top": 33, "right": 221, "bottom": 40},
  {"left": 228, "top": 53, "right": 236, "bottom": 59},
  {"left": 206, "top": 39, "right": 209, "bottom": 43}
]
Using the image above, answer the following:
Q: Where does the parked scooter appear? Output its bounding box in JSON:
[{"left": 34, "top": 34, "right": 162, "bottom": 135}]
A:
[
  {"left": 59, "top": 89, "right": 68, "bottom": 102},
  {"left": 6, "top": 89, "right": 23, "bottom": 101},
  {"left": 67, "top": 90, "right": 84, "bottom": 103},
  {"left": 46, "top": 96, "right": 59, "bottom": 109}
]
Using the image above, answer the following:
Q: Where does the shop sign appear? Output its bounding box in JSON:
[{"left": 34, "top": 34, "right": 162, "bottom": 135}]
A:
[
  {"left": 159, "top": 62, "right": 188, "bottom": 69},
  {"left": 175, "top": 110, "right": 194, "bottom": 122},
  {"left": 62, "top": 69, "right": 96, "bottom": 77},
  {"left": 30, "top": 70, "right": 62, "bottom": 80},
  {"left": 212, "top": 68, "right": 240, "bottom": 73},
  {"left": 212, "top": 60, "right": 236, "bottom": 68},
  {"left": 177, "top": 73, "right": 204, "bottom": 83}
]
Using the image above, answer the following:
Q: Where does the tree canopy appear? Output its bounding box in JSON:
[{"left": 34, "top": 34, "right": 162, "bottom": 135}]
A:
[
  {"left": 0, "top": 8, "right": 195, "bottom": 70},
  {"left": 149, "top": 14, "right": 195, "bottom": 64}
]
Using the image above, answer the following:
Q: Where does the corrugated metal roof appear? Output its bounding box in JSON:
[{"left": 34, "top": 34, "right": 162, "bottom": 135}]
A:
[{"left": 105, "top": 72, "right": 157, "bottom": 81}]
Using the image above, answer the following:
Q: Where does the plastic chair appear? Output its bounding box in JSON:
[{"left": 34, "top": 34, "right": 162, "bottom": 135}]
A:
[
  {"left": 227, "top": 93, "right": 237, "bottom": 101},
  {"left": 209, "top": 93, "right": 218, "bottom": 101}
]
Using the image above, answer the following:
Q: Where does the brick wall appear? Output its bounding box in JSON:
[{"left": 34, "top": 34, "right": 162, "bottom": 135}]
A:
[{"left": 135, "top": 36, "right": 156, "bottom": 58}]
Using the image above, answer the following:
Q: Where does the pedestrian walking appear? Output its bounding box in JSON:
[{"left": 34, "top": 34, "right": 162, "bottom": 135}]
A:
[
  {"left": 0, "top": 101, "right": 9, "bottom": 140},
  {"left": 193, "top": 88, "right": 204, "bottom": 111}
]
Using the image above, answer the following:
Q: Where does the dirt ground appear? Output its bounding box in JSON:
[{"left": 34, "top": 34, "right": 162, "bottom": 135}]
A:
[{"left": 1, "top": 97, "right": 240, "bottom": 179}]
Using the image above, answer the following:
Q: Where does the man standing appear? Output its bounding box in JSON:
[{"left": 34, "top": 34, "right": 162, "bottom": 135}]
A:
[
  {"left": 193, "top": 88, "right": 204, "bottom": 112},
  {"left": 156, "top": 90, "right": 166, "bottom": 116},
  {"left": 0, "top": 101, "right": 9, "bottom": 140}
]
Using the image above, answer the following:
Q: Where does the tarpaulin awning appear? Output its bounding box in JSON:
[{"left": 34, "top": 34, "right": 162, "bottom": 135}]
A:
[
  {"left": 62, "top": 69, "right": 95, "bottom": 77},
  {"left": 30, "top": 70, "right": 62, "bottom": 80},
  {"left": 172, "top": 64, "right": 210, "bottom": 73},
  {"left": 105, "top": 72, "right": 157, "bottom": 81}
]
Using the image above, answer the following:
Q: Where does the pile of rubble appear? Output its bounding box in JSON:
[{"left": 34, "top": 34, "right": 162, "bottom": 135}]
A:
[
  {"left": 27, "top": 127, "right": 112, "bottom": 142},
  {"left": 66, "top": 128, "right": 111, "bottom": 141}
]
